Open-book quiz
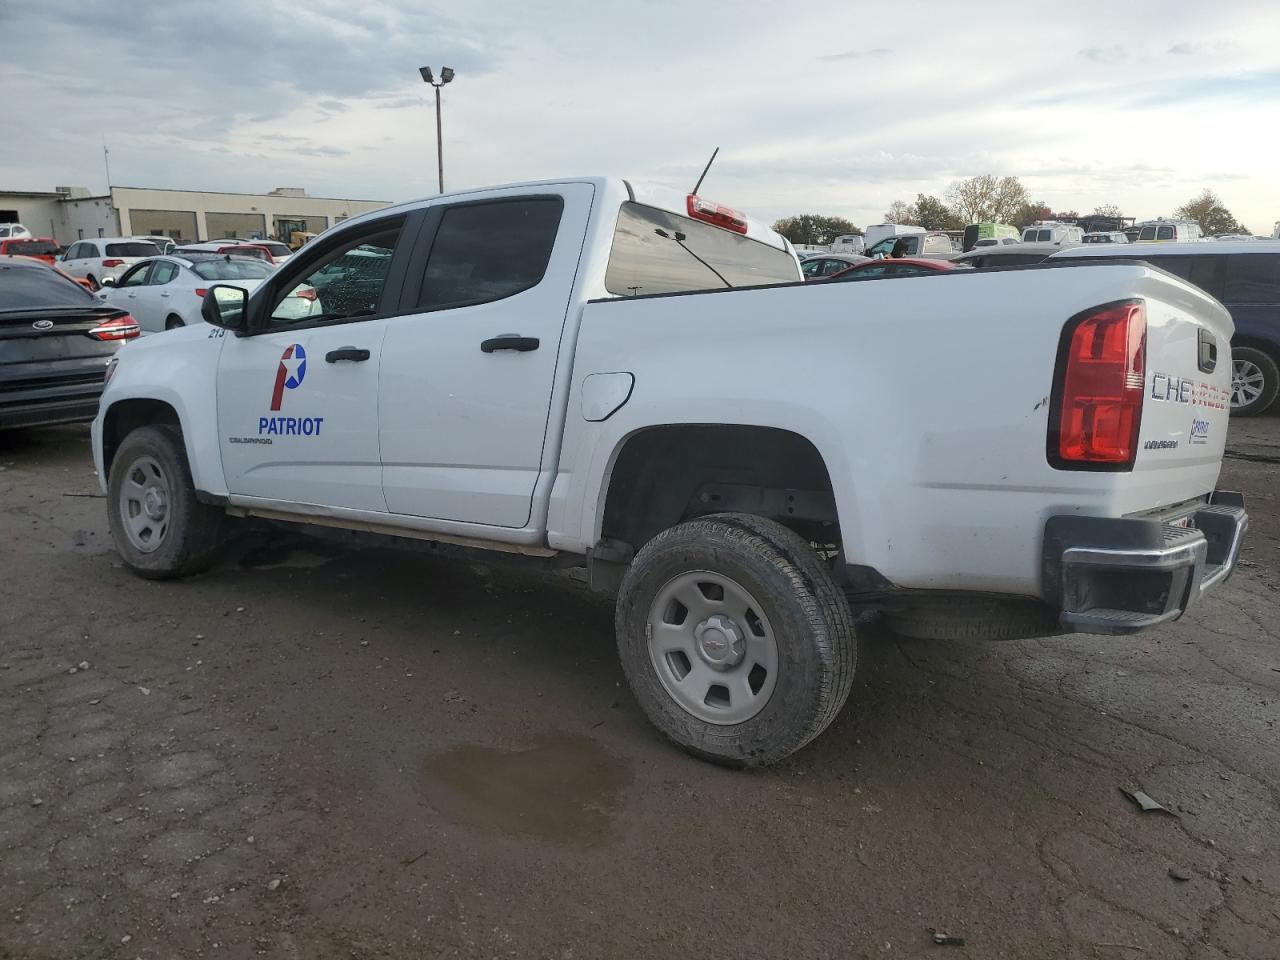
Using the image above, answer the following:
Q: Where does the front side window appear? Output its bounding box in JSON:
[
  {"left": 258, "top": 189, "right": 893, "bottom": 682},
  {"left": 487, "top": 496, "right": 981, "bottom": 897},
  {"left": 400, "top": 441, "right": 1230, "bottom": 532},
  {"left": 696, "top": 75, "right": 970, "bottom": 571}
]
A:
[
  {"left": 1223, "top": 255, "right": 1280, "bottom": 304},
  {"left": 1139, "top": 226, "right": 1157, "bottom": 241},
  {"left": 835, "top": 264, "right": 887, "bottom": 280},
  {"left": 118, "top": 263, "right": 153, "bottom": 287},
  {"left": 605, "top": 202, "right": 799, "bottom": 296},
  {"left": 418, "top": 198, "right": 563, "bottom": 310},
  {"left": 269, "top": 221, "right": 403, "bottom": 326}
]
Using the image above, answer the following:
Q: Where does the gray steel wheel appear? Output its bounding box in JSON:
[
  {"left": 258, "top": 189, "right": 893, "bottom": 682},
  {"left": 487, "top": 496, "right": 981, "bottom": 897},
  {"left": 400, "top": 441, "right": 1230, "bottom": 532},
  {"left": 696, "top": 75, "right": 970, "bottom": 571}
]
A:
[
  {"left": 647, "top": 570, "right": 779, "bottom": 725},
  {"left": 1232, "top": 356, "right": 1266, "bottom": 408},
  {"left": 117, "top": 454, "right": 171, "bottom": 553}
]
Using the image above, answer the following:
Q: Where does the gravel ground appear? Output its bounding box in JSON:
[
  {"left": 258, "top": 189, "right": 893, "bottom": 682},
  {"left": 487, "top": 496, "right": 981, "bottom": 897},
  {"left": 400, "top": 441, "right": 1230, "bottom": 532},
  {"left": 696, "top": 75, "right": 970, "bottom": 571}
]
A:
[{"left": 1, "top": 419, "right": 1278, "bottom": 959}]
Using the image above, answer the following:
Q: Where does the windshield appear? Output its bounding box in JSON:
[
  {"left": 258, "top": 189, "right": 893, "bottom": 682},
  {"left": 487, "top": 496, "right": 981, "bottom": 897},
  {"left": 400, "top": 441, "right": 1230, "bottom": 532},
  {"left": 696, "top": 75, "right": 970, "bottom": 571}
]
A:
[
  {"left": 106, "top": 241, "right": 161, "bottom": 257},
  {"left": 192, "top": 258, "right": 274, "bottom": 281},
  {"left": 0, "top": 262, "right": 96, "bottom": 309}
]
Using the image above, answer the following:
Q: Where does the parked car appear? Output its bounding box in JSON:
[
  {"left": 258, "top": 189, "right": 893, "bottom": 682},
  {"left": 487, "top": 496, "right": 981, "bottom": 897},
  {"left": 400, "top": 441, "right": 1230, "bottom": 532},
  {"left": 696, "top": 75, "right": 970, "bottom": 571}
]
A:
[
  {"left": 0, "top": 257, "right": 139, "bottom": 430},
  {"left": 1082, "top": 232, "right": 1130, "bottom": 244},
  {"left": 801, "top": 253, "right": 869, "bottom": 279},
  {"left": 962, "top": 222, "right": 1019, "bottom": 251},
  {"left": 1050, "top": 240, "right": 1280, "bottom": 415},
  {"left": 97, "top": 255, "right": 287, "bottom": 333},
  {"left": 865, "top": 231, "right": 956, "bottom": 259},
  {"left": 211, "top": 238, "right": 295, "bottom": 267},
  {"left": 59, "top": 238, "right": 162, "bottom": 290},
  {"left": 91, "top": 176, "right": 1245, "bottom": 766},
  {"left": 951, "top": 242, "right": 1068, "bottom": 268},
  {"left": 1132, "top": 218, "right": 1204, "bottom": 243},
  {"left": 0, "top": 223, "right": 33, "bottom": 240},
  {"left": 826, "top": 257, "right": 969, "bottom": 280},
  {"left": 0, "top": 236, "right": 59, "bottom": 263},
  {"left": 1021, "top": 222, "right": 1085, "bottom": 244},
  {"left": 132, "top": 235, "right": 177, "bottom": 255}
]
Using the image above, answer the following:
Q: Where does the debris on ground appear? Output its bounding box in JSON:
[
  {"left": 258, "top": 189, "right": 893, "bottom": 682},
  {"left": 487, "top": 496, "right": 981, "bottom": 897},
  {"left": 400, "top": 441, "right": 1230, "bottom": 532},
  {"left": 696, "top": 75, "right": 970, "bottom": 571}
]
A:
[
  {"left": 932, "top": 932, "right": 965, "bottom": 946},
  {"left": 1169, "top": 868, "right": 1191, "bottom": 882},
  {"left": 267, "top": 877, "right": 283, "bottom": 892},
  {"left": 1120, "top": 788, "right": 1178, "bottom": 816},
  {"left": 137, "top": 686, "right": 151, "bottom": 696}
]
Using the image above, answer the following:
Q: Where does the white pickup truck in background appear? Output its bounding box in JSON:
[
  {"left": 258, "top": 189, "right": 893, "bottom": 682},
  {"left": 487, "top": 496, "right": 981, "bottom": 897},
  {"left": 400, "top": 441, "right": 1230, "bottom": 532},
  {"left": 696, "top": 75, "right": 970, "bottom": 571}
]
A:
[{"left": 93, "top": 177, "right": 1248, "bottom": 766}]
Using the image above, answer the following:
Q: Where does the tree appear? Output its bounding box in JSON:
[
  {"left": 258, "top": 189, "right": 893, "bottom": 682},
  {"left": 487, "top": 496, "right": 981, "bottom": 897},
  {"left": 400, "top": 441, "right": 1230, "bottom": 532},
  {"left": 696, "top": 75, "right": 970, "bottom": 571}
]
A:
[
  {"left": 1013, "top": 200, "right": 1053, "bottom": 229},
  {"left": 771, "top": 214, "right": 859, "bottom": 246},
  {"left": 945, "top": 175, "right": 1028, "bottom": 225},
  {"left": 1174, "top": 189, "right": 1248, "bottom": 236},
  {"left": 912, "top": 194, "right": 963, "bottom": 231},
  {"left": 1092, "top": 204, "right": 1123, "bottom": 218},
  {"left": 882, "top": 200, "right": 917, "bottom": 225}
]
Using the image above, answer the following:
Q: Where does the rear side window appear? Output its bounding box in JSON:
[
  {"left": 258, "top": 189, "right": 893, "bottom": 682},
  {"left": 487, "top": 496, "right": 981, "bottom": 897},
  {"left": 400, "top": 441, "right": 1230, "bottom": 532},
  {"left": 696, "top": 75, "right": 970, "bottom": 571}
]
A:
[
  {"left": 606, "top": 202, "right": 799, "bottom": 296},
  {"left": 150, "top": 261, "right": 180, "bottom": 284},
  {"left": 1157, "top": 226, "right": 1174, "bottom": 241},
  {"left": 1144, "top": 256, "right": 1223, "bottom": 298},
  {"left": 418, "top": 198, "right": 562, "bottom": 310},
  {"left": 192, "top": 259, "right": 273, "bottom": 281},
  {"left": 0, "top": 263, "right": 96, "bottom": 309},
  {"left": 106, "top": 242, "right": 161, "bottom": 257},
  {"left": 1223, "top": 256, "right": 1280, "bottom": 304}
]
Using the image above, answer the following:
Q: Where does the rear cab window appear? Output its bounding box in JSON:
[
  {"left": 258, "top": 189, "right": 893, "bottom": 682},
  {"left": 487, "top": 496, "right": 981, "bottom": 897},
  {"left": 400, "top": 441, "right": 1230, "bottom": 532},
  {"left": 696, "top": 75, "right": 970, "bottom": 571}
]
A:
[{"left": 605, "top": 202, "right": 799, "bottom": 296}]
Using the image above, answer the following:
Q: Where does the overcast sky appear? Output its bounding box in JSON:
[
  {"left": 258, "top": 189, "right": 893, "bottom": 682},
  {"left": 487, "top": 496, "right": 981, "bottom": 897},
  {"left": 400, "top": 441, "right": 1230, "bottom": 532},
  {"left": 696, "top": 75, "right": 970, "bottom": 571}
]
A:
[{"left": 2, "top": 0, "right": 1277, "bottom": 232}]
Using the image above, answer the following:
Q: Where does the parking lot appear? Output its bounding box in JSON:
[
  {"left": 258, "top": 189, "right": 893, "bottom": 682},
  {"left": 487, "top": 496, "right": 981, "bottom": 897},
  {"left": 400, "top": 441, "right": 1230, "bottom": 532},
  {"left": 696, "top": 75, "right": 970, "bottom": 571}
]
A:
[{"left": 0, "top": 417, "right": 1277, "bottom": 959}]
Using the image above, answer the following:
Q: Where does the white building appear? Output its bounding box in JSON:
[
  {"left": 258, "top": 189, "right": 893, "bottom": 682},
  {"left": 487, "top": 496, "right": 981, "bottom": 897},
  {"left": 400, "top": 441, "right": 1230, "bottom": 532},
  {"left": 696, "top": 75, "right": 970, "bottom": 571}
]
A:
[{"left": 0, "top": 185, "right": 389, "bottom": 244}]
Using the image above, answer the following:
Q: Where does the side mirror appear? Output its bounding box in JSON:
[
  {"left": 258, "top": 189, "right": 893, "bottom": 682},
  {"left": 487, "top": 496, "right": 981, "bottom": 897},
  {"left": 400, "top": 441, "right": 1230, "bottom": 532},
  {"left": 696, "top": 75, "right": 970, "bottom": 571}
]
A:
[
  {"left": 100, "top": 275, "right": 116, "bottom": 287},
  {"left": 202, "top": 284, "right": 249, "bottom": 332}
]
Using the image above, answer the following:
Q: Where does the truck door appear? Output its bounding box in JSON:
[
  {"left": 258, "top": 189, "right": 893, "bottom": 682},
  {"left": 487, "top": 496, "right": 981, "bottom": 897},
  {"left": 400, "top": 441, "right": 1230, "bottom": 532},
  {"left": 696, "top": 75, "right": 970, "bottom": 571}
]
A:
[
  {"left": 216, "top": 212, "right": 414, "bottom": 513},
  {"left": 378, "top": 183, "right": 593, "bottom": 528}
]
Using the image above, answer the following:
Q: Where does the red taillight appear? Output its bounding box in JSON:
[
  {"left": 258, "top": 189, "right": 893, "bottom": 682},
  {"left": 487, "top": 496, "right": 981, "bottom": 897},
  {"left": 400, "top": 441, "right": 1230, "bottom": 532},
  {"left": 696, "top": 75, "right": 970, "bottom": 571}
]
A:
[
  {"left": 101, "top": 258, "right": 124, "bottom": 268},
  {"left": 294, "top": 286, "right": 317, "bottom": 301},
  {"left": 686, "top": 195, "right": 748, "bottom": 234},
  {"left": 194, "top": 288, "right": 208, "bottom": 298},
  {"left": 88, "top": 314, "right": 140, "bottom": 341},
  {"left": 1049, "top": 300, "right": 1146, "bottom": 469}
]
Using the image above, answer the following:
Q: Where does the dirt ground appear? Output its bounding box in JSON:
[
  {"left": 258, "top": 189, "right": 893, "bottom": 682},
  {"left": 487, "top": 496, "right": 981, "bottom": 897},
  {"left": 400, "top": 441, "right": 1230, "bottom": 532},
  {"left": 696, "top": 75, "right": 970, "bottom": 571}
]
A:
[{"left": 2, "top": 418, "right": 1278, "bottom": 960}]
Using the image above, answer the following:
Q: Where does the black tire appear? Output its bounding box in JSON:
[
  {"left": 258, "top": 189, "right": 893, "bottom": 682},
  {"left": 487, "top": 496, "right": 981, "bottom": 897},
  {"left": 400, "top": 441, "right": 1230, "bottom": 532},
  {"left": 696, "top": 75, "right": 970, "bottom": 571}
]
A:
[
  {"left": 886, "top": 598, "right": 1061, "bottom": 641},
  {"left": 1230, "top": 346, "right": 1279, "bottom": 417},
  {"left": 85, "top": 274, "right": 99, "bottom": 291},
  {"left": 107, "top": 425, "right": 224, "bottom": 579},
  {"left": 165, "top": 315, "right": 185, "bottom": 330},
  {"left": 615, "top": 513, "right": 855, "bottom": 767}
]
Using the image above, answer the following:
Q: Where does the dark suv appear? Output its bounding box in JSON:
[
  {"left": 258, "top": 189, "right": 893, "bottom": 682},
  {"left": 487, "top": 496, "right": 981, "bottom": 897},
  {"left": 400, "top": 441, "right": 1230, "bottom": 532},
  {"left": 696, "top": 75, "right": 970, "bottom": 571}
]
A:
[{"left": 1051, "top": 242, "right": 1280, "bottom": 415}]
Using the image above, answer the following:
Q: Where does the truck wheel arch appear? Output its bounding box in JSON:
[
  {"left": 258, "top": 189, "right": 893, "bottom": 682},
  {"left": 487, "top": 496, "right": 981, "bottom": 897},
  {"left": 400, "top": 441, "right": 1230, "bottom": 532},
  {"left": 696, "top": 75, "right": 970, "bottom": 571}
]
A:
[
  {"left": 102, "top": 398, "right": 183, "bottom": 480},
  {"left": 598, "top": 424, "right": 842, "bottom": 556}
]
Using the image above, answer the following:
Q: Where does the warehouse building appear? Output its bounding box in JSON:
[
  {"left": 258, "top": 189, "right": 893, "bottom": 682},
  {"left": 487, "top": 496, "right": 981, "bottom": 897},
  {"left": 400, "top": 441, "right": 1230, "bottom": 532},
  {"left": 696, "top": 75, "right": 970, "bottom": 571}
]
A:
[{"left": 0, "top": 185, "right": 389, "bottom": 245}]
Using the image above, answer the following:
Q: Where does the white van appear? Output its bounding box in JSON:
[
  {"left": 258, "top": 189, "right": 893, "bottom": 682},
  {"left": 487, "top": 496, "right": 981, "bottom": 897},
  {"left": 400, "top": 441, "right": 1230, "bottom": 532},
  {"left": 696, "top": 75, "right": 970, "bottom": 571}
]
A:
[
  {"left": 862, "top": 223, "right": 924, "bottom": 251},
  {"left": 1021, "top": 221, "right": 1085, "bottom": 244},
  {"left": 830, "top": 234, "right": 865, "bottom": 255},
  {"left": 1133, "top": 218, "right": 1204, "bottom": 243}
]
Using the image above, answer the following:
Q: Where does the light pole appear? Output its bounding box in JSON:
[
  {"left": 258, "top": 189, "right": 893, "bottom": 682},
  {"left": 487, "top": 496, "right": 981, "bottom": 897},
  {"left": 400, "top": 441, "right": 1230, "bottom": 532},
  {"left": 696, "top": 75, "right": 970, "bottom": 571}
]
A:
[{"left": 419, "top": 66, "right": 455, "bottom": 194}]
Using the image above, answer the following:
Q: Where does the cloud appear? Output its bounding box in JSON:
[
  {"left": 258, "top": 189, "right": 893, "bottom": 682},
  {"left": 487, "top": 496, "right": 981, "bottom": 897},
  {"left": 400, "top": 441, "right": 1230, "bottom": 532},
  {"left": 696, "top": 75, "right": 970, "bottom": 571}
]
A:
[
  {"left": 818, "top": 47, "right": 891, "bottom": 62},
  {"left": 1168, "top": 40, "right": 1236, "bottom": 56},
  {"left": 1078, "top": 45, "right": 1127, "bottom": 64},
  {"left": 317, "top": 100, "right": 349, "bottom": 112}
]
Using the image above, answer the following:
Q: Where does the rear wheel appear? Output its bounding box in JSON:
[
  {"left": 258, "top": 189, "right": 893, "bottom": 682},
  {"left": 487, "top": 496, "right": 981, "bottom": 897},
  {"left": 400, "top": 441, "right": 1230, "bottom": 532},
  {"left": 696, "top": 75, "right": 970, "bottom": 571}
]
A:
[
  {"left": 165, "top": 314, "right": 185, "bottom": 331},
  {"left": 107, "top": 425, "right": 224, "bottom": 579},
  {"left": 1231, "top": 346, "right": 1279, "bottom": 416},
  {"left": 615, "top": 513, "right": 855, "bottom": 767},
  {"left": 85, "top": 274, "right": 99, "bottom": 291}
]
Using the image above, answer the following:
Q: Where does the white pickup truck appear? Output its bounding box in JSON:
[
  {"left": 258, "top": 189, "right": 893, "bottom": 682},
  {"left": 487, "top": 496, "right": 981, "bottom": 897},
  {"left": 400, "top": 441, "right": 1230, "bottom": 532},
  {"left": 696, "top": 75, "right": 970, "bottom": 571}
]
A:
[{"left": 92, "top": 177, "right": 1248, "bottom": 766}]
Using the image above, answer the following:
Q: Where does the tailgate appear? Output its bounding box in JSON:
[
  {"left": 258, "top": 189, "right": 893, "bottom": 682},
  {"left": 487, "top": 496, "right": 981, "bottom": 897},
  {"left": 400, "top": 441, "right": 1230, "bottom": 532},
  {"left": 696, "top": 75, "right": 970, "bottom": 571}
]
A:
[{"left": 1129, "top": 271, "right": 1234, "bottom": 502}]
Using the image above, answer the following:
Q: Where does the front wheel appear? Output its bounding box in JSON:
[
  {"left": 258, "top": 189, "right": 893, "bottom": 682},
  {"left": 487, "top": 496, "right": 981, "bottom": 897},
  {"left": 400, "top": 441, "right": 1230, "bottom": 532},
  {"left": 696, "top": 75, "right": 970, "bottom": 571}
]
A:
[
  {"left": 615, "top": 513, "right": 855, "bottom": 767},
  {"left": 1231, "top": 346, "right": 1279, "bottom": 416},
  {"left": 107, "top": 425, "right": 224, "bottom": 579}
]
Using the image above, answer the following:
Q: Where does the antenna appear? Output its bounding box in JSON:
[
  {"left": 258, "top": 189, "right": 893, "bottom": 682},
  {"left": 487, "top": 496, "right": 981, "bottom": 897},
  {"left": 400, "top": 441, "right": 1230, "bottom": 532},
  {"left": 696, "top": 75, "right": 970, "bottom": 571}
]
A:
[
  {"left": 102, "top": 138, "right": 113, "bottom": 191},
  {"left": 691, "top": 147, "right": 719, "bottom": 196}
]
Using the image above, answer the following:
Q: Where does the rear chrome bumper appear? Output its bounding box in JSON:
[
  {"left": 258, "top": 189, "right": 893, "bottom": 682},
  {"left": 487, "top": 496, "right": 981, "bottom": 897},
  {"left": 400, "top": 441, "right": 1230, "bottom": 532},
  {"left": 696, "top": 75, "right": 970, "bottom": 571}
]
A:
[{"left": 1043, "top": 491, "right": 1248, "bottom": 635}]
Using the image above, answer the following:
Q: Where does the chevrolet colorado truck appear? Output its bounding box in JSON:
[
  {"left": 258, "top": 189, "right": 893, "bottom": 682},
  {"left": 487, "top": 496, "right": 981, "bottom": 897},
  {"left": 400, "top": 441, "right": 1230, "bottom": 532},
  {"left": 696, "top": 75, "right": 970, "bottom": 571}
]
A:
[{"left": 92, "top": 177, "right": 1248, "bottom": 766}]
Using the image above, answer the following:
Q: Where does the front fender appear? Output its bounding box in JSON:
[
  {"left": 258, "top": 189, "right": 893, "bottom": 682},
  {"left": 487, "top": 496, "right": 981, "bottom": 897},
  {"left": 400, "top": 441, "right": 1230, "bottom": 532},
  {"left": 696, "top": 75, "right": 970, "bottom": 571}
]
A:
[{"left": 92, "top": 327, "right": 228, "bottom": 497}]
